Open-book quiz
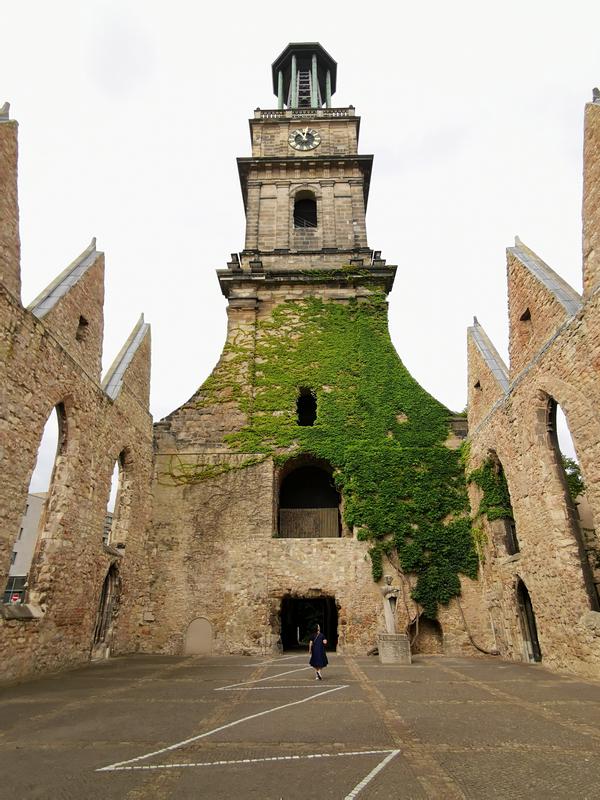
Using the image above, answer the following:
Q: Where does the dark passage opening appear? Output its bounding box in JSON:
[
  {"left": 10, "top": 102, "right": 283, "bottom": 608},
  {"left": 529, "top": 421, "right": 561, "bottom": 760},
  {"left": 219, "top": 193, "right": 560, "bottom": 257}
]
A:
[
  {"left": 280, "top": 596, "right": 338, "bottom": 651},
  {"left": 278, "top": 464, "right": 341, "bottom": 538},
  {"left": 297, "top": 387, "right": 317, "bottom": 426},
  {"left": 517, "top": 579, "right": 542, "bottom": 662}
]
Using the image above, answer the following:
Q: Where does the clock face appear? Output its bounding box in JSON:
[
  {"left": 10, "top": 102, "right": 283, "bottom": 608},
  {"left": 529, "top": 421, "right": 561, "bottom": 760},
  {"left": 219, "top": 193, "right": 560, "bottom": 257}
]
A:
[{"left": 289, "top": 127, "right": 321, "bottom": 151}]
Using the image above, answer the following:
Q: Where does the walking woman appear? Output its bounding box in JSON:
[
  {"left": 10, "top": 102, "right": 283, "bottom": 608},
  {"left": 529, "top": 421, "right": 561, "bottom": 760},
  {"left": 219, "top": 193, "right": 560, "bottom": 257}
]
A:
[{"left": 308, "top": 624, "right": 328, "bottom": 680}]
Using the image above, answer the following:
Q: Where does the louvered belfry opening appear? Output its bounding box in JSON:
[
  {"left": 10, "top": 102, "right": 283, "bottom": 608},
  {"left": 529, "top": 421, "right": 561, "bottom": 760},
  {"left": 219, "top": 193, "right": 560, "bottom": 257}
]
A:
[
  {"left": 293, "top": 194, "right": 317, "bottom": 229},
  {"left": 278, "top": 461, "right": 341, "bottom": 538}
]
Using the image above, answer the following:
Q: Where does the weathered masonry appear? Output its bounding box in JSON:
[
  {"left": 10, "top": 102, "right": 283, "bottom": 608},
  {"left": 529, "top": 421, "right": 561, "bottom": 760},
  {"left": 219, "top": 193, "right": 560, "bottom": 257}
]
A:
[
  {"left": 2, "top": 45, "right": 600, "bottom": 684},
  {"left": 0, "top": 103, "right": 153, "bottom": 681},
  {"left": 465, "top": 96, "right": 600, "bottom": 679},
  {"left": 146, "top": 43, "right": 484, "bottom": 659}
]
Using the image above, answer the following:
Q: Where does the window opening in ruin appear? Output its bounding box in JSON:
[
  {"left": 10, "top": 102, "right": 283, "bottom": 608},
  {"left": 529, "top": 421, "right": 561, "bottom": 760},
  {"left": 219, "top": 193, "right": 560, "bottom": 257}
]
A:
[
  {"left": 408, "top": 616, "right": 443, "bottom": 654},
  {"left": 293, "top": 193, "right": 317, "bottom": 228},
  {"left": 3, "top": 404, "right": 66, "bottom": 605},
  {"left": 487, "top": 452, "right": 520, "bottom": 555},
  {"left": 297, "top": 387, "right": 317, "bottom": 426},
  {"left": 547, "top": 399, "right": 600, "bottom": 609},
  {"left": 505, "top": 520, "right": 520, "bottom": 555},
  {"left": 92, "top": 564, "right": 120, "bottom": 654},
  {"left": 278, "top": 462, "right": 341, "bottom": 538},
  {"left": 280, "top": 596, "right": 338, "bottom": 651},
  {"left": 516, "top": 579, "right": 542, "bottom": 662},
  {"left": 474, "top": 380, "right": 482, "bottom": 391},
  {"left": 76, "top": 315, "right": 89, "bottom": 342},
  {"left": 104, "top": 459, "right": 120, "bottom": 546},
  {"left": 519, "top": 308, "right": 531, "bottom": 322},
  {"left": 104, "top": 451, "right": 129, "bottom": 550}
]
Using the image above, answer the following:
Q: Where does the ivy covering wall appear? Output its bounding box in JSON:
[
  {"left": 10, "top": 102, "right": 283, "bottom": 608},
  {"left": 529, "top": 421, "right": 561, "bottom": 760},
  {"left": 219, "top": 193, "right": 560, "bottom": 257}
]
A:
[{"left": 195, "top": 294, "right": 478, "bottom": 617}]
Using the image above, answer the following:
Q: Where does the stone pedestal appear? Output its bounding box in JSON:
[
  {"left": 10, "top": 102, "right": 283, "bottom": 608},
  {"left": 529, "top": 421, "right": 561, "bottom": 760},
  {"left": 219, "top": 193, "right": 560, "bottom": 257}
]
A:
[{"left": 378, "top": 633, "right": 411, "bottom": 664}]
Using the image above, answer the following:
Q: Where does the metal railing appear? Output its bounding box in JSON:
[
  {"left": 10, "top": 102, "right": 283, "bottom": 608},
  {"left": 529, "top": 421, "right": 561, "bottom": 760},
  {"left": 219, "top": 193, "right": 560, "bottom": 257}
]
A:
[{"left": 256, "top": 108, "right": 355, "bottom": 120}]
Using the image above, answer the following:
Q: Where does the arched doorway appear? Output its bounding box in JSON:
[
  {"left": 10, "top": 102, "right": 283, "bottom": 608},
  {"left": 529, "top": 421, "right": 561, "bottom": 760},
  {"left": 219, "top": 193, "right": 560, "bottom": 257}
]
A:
[
  {"left": 280, "top": 596, "right": 338, "bottom": 651},
  {"left": 516, "top": 579, "right": 542, "bottom": 663},
  {"left": 278, "top": 462, "right": 341, "bottom": 538},
  {"left": 91, "top": 564, "right": 120, "bottom": 660},
  {"left": 184, "top": 617, "right": 213, "bottom": 655}
]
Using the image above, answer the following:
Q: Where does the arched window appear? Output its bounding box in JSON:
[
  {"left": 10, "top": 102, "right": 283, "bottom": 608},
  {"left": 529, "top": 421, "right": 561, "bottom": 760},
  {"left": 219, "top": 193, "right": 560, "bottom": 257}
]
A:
[
  {"left": 3, "top": 404, "right": 66, "bottom": 604},
  {"left": 104, "top": 450, "right": 132, "bottom": 551},
  {"left": 293, "top": 192, "right": 317, "bottom": 228},
  {"left": 516, "top": 579, "right": 542, "bottom": 662},
  {"left": 278, "top": 461, "right": 340, "bottom": 538},
  {"left": 547, "top": 399, "right": 600, "bottom": 610},
  {"left": 297, "top": 388, "right": 317, "bottom": 426},
  {"left": 472, "top": 451, "right": 519, "bottom": 556},
  {"left": 103, "top": 459, "right": 120, "bottom": 546},
  {"left": 491, "top": 454, "right": 519, "bottom": 556},
  {"left": 92, "top": 564, "right": 120, "bottom": 658}
]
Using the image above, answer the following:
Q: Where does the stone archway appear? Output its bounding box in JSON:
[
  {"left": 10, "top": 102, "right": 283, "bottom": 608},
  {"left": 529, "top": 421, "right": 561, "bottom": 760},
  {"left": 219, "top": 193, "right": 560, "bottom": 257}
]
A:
[
  {"left": 280, "top": 596, "right": 338, "bottom": 651},
  {"left": 184, "top": 617, "right": 213, "bottom": 655}
]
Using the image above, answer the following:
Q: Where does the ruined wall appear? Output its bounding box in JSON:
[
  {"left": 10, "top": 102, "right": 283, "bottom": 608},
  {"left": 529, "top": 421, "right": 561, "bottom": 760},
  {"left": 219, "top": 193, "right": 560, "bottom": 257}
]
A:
[
  {"left": 0, "top": 111, "right": 153, "bottom": 683},
  {"left": 0, "top": 111, "right": 20, "bottom": 299},
  {"left": 464, "top": 100, "right": 600, "bottom": 679},
  {"left": 148, "top": 268, "right": 482, "bottom": 658}
]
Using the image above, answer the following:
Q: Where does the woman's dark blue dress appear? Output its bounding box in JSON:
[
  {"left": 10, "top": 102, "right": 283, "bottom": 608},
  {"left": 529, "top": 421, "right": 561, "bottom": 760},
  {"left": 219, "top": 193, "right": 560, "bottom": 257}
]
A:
[{"left": 309, "top": 632, "right": 328, "bottom": 669}]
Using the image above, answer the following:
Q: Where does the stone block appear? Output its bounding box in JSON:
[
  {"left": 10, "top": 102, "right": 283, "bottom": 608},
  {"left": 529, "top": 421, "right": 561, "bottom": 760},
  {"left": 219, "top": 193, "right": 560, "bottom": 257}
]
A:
[{"left": 378, "top": 633, "right": 412, "bottom": 664}]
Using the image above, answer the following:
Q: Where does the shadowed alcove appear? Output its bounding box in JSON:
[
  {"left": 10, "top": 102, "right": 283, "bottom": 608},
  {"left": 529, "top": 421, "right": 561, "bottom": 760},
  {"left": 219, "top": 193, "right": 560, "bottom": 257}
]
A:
[{"left": 277, "top": 458, "right": 341, "bottom": 538}]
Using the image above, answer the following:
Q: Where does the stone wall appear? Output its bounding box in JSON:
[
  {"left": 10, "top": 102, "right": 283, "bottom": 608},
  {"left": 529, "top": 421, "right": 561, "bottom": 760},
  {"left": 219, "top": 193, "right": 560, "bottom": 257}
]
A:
[
  {"left": 0, "top": 111, "right": 153, "bottom": 683},
  {"left": 464, "top": 99, "right": 600, "bottom": 679},
  {"left": 0, "top": 114, "right": 20, "bottom": 300},
  {"left": 250, "top": 115, "right": 360, "bottom": 158}
]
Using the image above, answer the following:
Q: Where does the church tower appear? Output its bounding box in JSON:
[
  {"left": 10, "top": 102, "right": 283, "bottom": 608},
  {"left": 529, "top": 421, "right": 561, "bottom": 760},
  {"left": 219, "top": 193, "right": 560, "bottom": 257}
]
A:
[
  {"left": 220, "top": 41, "right": 394, "bottom": 304},
  {"left": 148, "top": 44, "right": 478, "bottom": 658}
]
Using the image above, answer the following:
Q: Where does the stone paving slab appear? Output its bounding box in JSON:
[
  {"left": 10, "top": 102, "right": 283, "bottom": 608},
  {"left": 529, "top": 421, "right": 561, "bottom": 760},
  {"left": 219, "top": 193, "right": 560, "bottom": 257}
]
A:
[
  {"left": 435, "top": 749, "right": 600, "bottom": 799},
  {"left": 1, "top": 654, "right": 600, "bottom": 799}
]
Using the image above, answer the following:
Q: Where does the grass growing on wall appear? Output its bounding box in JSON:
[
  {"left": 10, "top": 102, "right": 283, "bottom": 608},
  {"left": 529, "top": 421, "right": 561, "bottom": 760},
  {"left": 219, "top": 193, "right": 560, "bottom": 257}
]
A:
[{"left": 196, "top": 295, "right": 478, "bottom": 617}]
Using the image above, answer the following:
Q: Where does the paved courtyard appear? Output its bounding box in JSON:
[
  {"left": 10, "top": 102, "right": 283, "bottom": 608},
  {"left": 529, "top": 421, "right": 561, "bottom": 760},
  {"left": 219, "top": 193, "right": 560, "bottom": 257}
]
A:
[{"left": 1, "top": 653, "right": 600, "bottom": 799}]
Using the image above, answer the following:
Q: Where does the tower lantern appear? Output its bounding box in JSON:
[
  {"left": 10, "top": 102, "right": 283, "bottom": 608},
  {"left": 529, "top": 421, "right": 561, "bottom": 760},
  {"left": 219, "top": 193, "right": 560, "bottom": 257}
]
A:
[{"left": 271, "top": 42, "right": 337, "bottom": 110}]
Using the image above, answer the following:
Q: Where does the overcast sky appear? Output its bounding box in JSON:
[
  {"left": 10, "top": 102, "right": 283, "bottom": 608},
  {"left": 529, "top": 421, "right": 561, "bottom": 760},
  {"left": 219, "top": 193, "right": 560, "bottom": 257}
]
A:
[{"left": 4, "top": 0, "right": 599, "bottom": 489}]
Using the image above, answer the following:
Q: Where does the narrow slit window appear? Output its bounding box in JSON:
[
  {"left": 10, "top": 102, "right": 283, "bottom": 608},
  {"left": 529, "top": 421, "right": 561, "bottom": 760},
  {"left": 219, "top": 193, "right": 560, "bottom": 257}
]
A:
[
  {"left": 76, "top": 315, "right": 89, "bottom": 342},
  {"left": 297, "top": 388, "right": 317, "bottom": 426}
]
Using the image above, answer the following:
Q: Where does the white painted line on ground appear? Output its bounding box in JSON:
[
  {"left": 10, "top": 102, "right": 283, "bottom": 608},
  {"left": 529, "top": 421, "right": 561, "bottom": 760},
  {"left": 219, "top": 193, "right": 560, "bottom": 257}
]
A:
[
  {"left": 102, "top": 749, "right": 396, "bottom": 772},
  {"left": 343, "top": 749, "right": 400, "bottom": 799},
  {"left": 97, "top": 684, "right": 348, "bottom": 772},
  {"left": 258, "top": 654, "right": 304, "bottom": 664},
  {"left": 215, "top": 666, "right": 310, "bottom": 690},
  {"left": 218, "top": 684, "right": 348, "bottom": 691}
]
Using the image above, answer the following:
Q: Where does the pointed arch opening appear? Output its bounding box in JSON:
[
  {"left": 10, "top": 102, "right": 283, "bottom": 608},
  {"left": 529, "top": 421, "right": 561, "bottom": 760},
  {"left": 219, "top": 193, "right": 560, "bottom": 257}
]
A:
[
  {"left": 104, "top": 449, "right": 133, "bottom": 551},
  {"left": 277, "top": 458, "right": 341, "bottom": 538},
  {"left": 92, "top": 563, "right": 120, "bottom": 659},
  {"left": 3, "top": 403, "right": 67, "bottom": 605},
  {"left": 547, "top": 398, "right": 600, "bottom": 610},
  {"left": 516, "top": 578, "right": 542, "bottom": 662}
]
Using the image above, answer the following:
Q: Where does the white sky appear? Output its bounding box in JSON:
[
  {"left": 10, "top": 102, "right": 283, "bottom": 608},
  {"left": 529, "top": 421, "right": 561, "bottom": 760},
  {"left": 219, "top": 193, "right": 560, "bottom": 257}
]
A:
[{"left": 3, "top": 0, "right": 600, "bottom": 437}]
